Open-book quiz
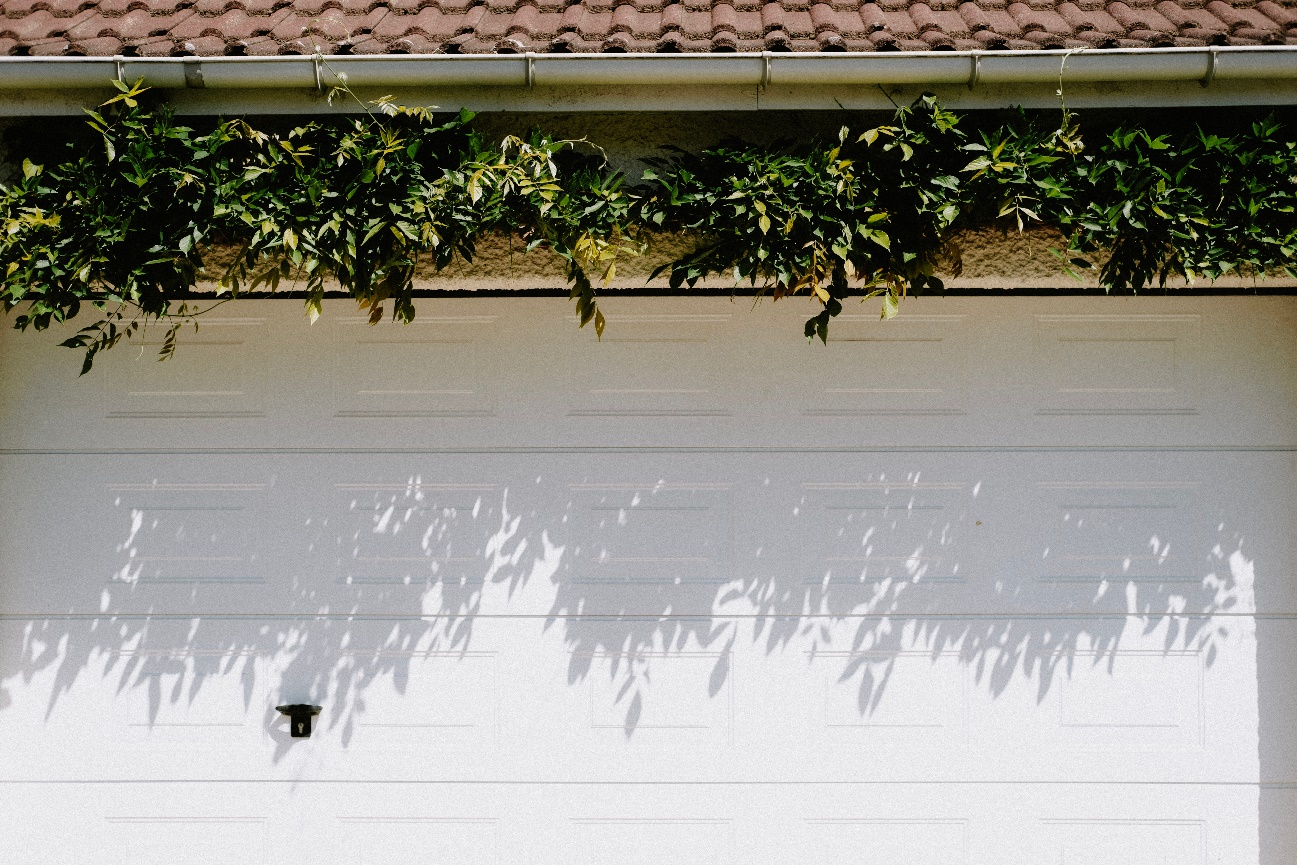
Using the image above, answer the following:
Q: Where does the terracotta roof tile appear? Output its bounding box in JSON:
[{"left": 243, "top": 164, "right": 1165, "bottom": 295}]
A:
[
  {"left": 1155, "top": 1, "right": 1227, "bottom": 27},
  {"left": 877, "top": 7, "right": 917, "bottom": 34},
  {"left": 1237, "top": 22, "right": 1286, "bottom": 37},
  {"left": 1256, "top": 0, "right": 1297, "bottom": 27},
  {"left": 1209, "top": 0, "right": 1283, "bottom": 29},
  {"left": 0, "top": 0, "right": 1291, "bottom": 52},
  {"left": 1061, "top": 2, "right": 1125, "bottom": 29},
  {"left": 978, "top": 6, "right": 1023, "bottom": 32},
  {"left": 27, "top": 38, "right": 72, "bottom": 53},
  {"left": 1021, "top": 26, "right": 1066, "bottom": 42}
]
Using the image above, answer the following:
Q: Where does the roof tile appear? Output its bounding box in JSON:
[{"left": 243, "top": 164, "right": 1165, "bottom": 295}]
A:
[
  {"left": 1108, "top": 0, "right": 1181, "bottom": 29},
  {"left": 1071, "top": 25, "right": 1119, "bottom": 40},
  {"left": 0, "top": 0, "right": 1281, "bottom": 52},
  {"left": 1235, "top": 22, "right": 1285, "bottom": 36},
  {"left": 1155, "top": 1, "right": 1226, "bottom": 26},
  {"left": 979, "top": 6, "right": 1024, "bottom": 32},
  {"left": 1059, "top": 2, "right": 1125, "bottom": 28},
  {"left": 1256, "top": 0, "right": 1297, "bottom": 26},
  {"left": 28, "top": 38, "right": 73, "bottom": 54},
  {"left": 880, "top": 7, "right": 919, "bottom": 33},
  {"left": 1203, "top": 0, "right": 1257, "bottom": 26},
  {"left": 858, "top": 2, "right": 889, "bottom": 29},
  {"left": 1008, "top": 2, "right": 1074, "bottom": 30}
]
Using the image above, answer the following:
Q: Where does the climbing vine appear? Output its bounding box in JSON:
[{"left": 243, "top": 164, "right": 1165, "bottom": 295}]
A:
[{"left": 1, "top": 79, "right": 1294, "bottom": 372}]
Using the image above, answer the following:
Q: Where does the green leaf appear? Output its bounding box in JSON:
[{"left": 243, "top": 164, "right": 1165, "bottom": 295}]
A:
[{"left": 880, "top": 291, "right": 899, "bottom": 319}]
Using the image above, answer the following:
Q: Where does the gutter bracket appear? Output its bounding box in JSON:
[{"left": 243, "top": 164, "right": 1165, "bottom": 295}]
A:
[
  {"left": 1201, "top": 47, "right": 1217, "bottom": 88},
  {"left": 525, "top": 52, "right": 535, "bottom": 88},
  {"left": 761, "top": 52, "right": 771, "bottom": 90},
  {"left": 313, "top": 53, "right": 324, "bottom": 93},
  {"left": 182, "top": 57, "right": 204, "bottom": 89},
  {"left": 968, "top": 51, "right": 980, "bottom": 91},
  {"left": 113, "top": 55, "right": 125, "bottom": 83}
]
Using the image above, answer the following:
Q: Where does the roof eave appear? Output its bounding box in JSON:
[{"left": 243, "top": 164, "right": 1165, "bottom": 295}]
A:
[{"left": 0, "top": 47, "right": 1294, "bottom": 114}]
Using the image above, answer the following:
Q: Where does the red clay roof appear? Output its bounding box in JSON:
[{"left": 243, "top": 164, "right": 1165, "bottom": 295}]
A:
[{"left": 1, "top": 0, "right": 1294, "bottom": 56}]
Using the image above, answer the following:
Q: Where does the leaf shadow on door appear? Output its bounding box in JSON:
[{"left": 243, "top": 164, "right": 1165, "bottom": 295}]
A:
[{"left": 0, "top": 455, "right": 1261, "bottom": 760}]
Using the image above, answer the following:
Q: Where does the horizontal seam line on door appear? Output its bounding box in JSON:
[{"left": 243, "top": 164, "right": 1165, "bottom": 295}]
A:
[
  {"left": 2, "top": 446, "right": 1297, "bottom": 456},
  {"left": 1, "top": 612, "right": 1294, "bottom": 621},
  {"left": 0, "top": 779, "right": 1284, "bottom": 786}
]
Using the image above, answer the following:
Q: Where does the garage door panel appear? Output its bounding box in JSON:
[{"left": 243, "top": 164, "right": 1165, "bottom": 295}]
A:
[
  {"left": 331, "top": 314, "right": 501, "bottom": 422},
  {"left": 100, "top": 318, "right": 270, "bottom": 421},
  {"left": 0, "top": 451, "right": 1282, "bottom": 620},
  {"left": 1032, "top": 481, "right": 1202, "bottom": 585},
  {"left": 585, "top": 650, "right": 733, "bottom": 738},
  {"left": 0, "top": 610, "right": 1257, "bottom": 784},
  {"left": 564, "top": 483, "right": 733, "bottom": 586},
  {"left": 1031, "top": 313, "right": 1201, "bottom": 416},
  {"left": 107, "top": 648, "right": 267, "bottom": 745},
  {"left": 103, "top": 482, "right": 268, "bottom": 587},
  {"left": 798, "top": 480, "right": 973, "bottom": 589},
  {"left": 0, "top": 297, "right": 1293, "bottom": 451},
  {"left": 333, "top": 481, "right": 505, "bottom": 588},
  {"left": 92, "top": 472, "right": 291, "bottom": 614},
  {"left": 796, "top": 313, "right": 969, "bottom": 418},
  {"left": 0, "top": 453, "right": 1284, "bottom": 628},
  {"left": 813, "top": 650, "right": 970, "bottom": 745},
  {"left": 0, "top": 781, "right": 1263, "bottom": 864},
  {"left": 569, "top": 313, "right": 735, "bottom": 419},
  {"left": 340, "top": 650, "right": 498, "bottom": 750},
  {"left": 1006, "top": 646, "right": 1214, "bottom": 755},
  {"left": 8, "top": 781, "right": 1256, "bottom": 865},
  {"left": 0, "top": 457, "right": 305, "bottom": 614},
  {"left": 781, "top": 615, "right": 1253, "bottom": 781},
  {"left": 92, "top": 316, "right": 274, "bottom": 451}
]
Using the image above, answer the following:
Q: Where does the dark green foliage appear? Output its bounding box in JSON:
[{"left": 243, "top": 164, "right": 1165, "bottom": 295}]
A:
[
  {"left": 1, "top": 81, "right": 1294, "bottom": 372},
  {"left": 0, "top": 83, "right": 637, "bottom": 371},
  {"left": 0, "top": 80, "right": 220, "bottom": 372},
  {"left": 1059, "top": 120, "right": 1297, "bottom": 289},
  {"left": 640, "top": 95, "right": 967, "bottom": 342},
  {"left": 210, "top": 103, "right": 484, "bottom": 327}
]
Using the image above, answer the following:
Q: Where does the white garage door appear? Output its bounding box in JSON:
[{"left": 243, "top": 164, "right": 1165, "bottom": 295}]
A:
[{"left": 0, "top": 295, "right": 1293, "bottom": 864}]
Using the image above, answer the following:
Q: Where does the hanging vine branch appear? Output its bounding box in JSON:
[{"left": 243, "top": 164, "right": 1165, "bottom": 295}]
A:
[{"left": 0, "top": 80, "right": 1294, "bottom": 373}]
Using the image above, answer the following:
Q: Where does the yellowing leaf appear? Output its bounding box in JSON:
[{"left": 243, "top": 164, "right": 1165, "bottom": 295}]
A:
[{"left": 881, "top": 292, "right": 899, "bottom": 319}]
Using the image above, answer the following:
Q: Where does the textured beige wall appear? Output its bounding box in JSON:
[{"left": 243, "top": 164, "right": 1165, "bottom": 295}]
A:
[
  {"left": 397, "top": 225, "right": 1297, "bottom": 292},
  {"left": 197, "top": 224, "right": 1297, "bottom": 294}
]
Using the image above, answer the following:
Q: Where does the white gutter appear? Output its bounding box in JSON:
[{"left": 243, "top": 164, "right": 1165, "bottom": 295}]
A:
[
  {"left": 0, "top": 46, "right": 1293, "bottom": 113},
  {"left": 0, "top": 46, "right": 1293, "bottom": 89}
]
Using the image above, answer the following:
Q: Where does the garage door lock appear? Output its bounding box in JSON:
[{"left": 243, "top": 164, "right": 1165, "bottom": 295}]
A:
[{"left": 276, "top": 704, "right": 322, "bottom": 738}]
